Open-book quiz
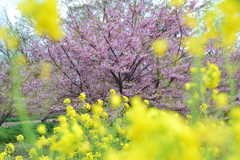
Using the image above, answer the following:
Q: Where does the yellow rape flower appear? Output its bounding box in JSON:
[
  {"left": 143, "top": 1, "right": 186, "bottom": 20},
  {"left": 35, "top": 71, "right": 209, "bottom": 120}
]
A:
[
  {"left": 37, "top": 155, "right": 52, "bottom": 160},
  {"left": 183, "top": 36, "right": 207, "bottom": 56},
  {"left": 184, "top": 12, "right": 199, "bottom": 29},
  {"left": 200, "top": 103, "right": 207, "bottom": 112},
  {"left": 0, "top": 27, "right": 19, "bottom": 50},
  {"left": 213, "top": 146, "right": 219, "bottom": 157},
  {"left": 63, "top": 98, "right": 71, "bottom": 105},
  {"left": 212, "top": 92, "right": 228, "bottom": 108},
  {"left": 17, "top": 134, "right": 24, "bottom": 142},
  {"left": 217, "top": 0, "right": 240, "bottom": 47},
  {"left": 0, "top": 151, "right": 7, "bottom": 159},
  {"left": 170, "top": 0, "right": 186, "bottom": 7},
  {"left": 123, "top": 96, "right": 128, "bottom": 102},
  {"left": 110, "top": 94, "right": 122, "bottom": 108},
  {"left": 151, "top": 39, "right": 168, "bottom": 56},
  {"left": 78, "top": 93, "right": 86, "bottom": 102},
  {"left": 92, "top": 104, "right": 103, "bottom": 115},
  {"left": 84, "top": 103, "right": 91, "bottom": 110},
  {"left": 144, "top": 99, "right": 149, "bottom": 105},
  {"left": 15, "top": 156, "right": 23, "bottom": 160},
  {"left": 185, "top": 82, "right": 191, "bottom": 90},
  {"left": 29, "top": 148, "right": 37, "bottom": 158},
  {"left": 36, "top": 135, "right": 48, "bottom": 149},
  {"left": 124, "top": 103, "right": 130, "bottom": 109},
  {"left": 97, "top": 99, "right": 103, "bottom": 106},
  {"left": 190, "top": 67, "right": 198, "bottom": 73},
  {"left": 200, "top": 67, "right": 207, "bottom": 73},
  {"left": 18, "top": 0, "right": 63, "bottom": 40},
  {"left": 102, "top": 112, "right": 108, "bottom": 119},
  {"left": 37, "top": 124, "right": 47, "bottom": 135},
  {"left": 6, "top": 143, "right": 14, "bottom": 155},
  {"left": 202, "top": 63, "right": 221, "bottom": 89},
  {"left": 186, "top": 115, "right": 192, "bottom": 124},
  {"left": 110, "top": 89, "right": 116, "bottom": 95},
  {"left": 80, "top": 141, "right": 91, "bottom": 153},
  {"left": 58, "top": 115, "right": 67, "bottom": 123},
  {"left": 95, "top": 152, "right": 101, "bottom": 158}
]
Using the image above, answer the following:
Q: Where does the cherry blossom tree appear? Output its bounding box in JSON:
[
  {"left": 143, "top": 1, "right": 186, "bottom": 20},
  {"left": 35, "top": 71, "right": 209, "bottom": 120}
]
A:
[{"left": 27, "top": 0, "right": 200, "bottom": 112}]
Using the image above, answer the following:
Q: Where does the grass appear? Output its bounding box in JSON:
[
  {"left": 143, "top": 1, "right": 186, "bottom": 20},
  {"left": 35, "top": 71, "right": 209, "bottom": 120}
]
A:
[
  {"left": 4, "top": 115, "right": 59, "bottom": 122},
  {"left": 0, "top": 122, "right": 57, "bottom": 144}
]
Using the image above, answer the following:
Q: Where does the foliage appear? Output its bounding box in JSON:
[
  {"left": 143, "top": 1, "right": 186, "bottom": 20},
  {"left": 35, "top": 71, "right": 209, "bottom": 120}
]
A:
[
  {"left": 0, "top": 122, "right": 56, "bottom": 144},
  {"left": 4, "top": 115, "right": 59, "bottom": 123}
]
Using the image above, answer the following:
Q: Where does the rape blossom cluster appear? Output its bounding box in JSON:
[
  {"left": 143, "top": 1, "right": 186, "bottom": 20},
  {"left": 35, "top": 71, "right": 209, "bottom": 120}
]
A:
[{"left": 3, "top": 87, "right": 240, "bottom": 159}]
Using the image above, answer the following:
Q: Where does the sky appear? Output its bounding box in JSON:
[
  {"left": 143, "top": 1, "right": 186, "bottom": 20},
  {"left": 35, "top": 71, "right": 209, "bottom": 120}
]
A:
[
  {"left": 0, "top": 0, "right": 204, "bottom": 24},
  {"left": 0, "top": 0, "right": 22, "bottom": 23}
]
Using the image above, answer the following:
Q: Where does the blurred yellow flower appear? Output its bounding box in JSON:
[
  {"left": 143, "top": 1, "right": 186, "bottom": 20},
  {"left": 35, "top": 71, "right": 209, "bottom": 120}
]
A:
[
  {"left": 37, "top": 124, "right": 47, "bottom": 135},
  {"left": 92, "top": 105, "right": 103, "bottom": 115},
  {"left": 185, "top": 82, "right": 191, "bottom": 90},
  {"left": 18, "top": 0, "right": 63, "bottom": 40},
  {"left": 110, "top": 94, "right": 122, "bottom": 108},
  {"left": 184, "top": 12, "right": 199, "bottom": 29},
  {"left": 0, "top": 27, "right": 19, "bottom": 50},
  {"left": 151, "top": 39, "right": 168, "bottom": 56},
  {"left": 202, "top": 63, "right": 221, "bottom": 89},
  {"left": 29, "top": 148, "right": 37, "bottom": 158},
  {"left": 102, "top": 112, "right": 108, "bottom": 119},
  {"left": 183, "top": 36, "right": 207, "bottom": 56},
  {"left": 40, "top": 62, "right": 53, "bottom": 81},
  {"left": 170, "top": 0, "right": 186, "bottom": 7},
  {"left": 213, "top": 93, "right": 228, "bottom": 108},
  {"left": 15, "top": 156, "right": 23, "bottom": 160},
  {"left": 200, "top": 103, "right": 207, "bottom": 112},
  {"left": 190, "top": 67, "right": 198, "bottom": 73}
]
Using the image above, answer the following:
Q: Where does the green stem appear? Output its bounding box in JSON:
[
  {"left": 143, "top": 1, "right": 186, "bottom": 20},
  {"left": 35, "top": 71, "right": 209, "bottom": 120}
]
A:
[
  {"left": 189, "top": 56, "right": 202, "bottom": 124},
  {"left": 223, "top": 50, "right": 236, "bottom": 108},
  {"left": 21, "top": 142, "right": 29, "bottom": 153},
  {"left": 11, "top": 52, "right": 36, "bottom": 145}
]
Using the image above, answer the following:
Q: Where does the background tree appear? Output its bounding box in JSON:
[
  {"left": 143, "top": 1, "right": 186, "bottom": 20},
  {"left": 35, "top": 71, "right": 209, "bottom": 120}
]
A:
[{"left": 27, "top": 0, "right": 200, "bottom": 114}]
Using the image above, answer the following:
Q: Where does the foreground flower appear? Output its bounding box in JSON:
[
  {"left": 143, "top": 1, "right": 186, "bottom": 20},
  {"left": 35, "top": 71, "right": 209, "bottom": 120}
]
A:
[
  {"left": 18, "top": 0, "right": 63, "bottom": 40},
  {"left": 37, "top": 124, "right": 47, "bottom": 135},
  {"left": 110, "top": 94, "right": 122, "bottom": 108},
  {"left": 151, "top": 39, "right": 168, "bottom": 56}
]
